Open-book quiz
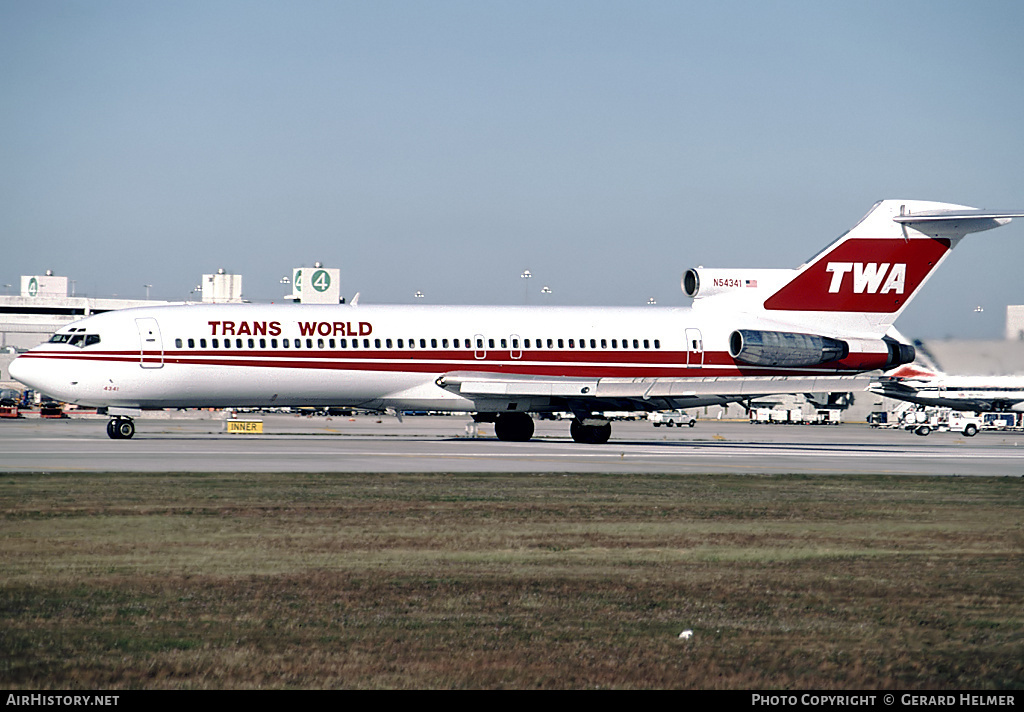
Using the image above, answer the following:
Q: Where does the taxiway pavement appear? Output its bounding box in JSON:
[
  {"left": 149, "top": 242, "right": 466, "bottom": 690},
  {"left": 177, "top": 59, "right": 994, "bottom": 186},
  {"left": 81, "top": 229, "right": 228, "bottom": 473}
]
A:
[{"left": 2, "top": 413, "right": 1022, "bottom": 475}]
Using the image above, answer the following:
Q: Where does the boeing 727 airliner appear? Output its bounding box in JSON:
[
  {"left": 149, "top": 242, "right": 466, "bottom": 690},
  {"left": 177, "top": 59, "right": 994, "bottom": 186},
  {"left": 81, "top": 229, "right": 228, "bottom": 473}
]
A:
[{"left": 11, "top": 199, "right": 1023, "bottom": 441}]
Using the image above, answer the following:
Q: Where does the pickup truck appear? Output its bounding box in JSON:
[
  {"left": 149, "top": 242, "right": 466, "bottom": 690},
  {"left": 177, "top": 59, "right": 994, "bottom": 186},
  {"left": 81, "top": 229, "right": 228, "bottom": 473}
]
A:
[{"left": 647, "top": 411, "right": 696, "bottom": 428}]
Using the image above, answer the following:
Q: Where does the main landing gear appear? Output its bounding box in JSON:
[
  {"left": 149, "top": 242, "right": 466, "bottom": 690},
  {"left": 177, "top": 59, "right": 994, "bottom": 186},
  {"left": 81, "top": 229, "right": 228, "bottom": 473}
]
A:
[
  {"left": 488, "top": 412, "right": 612, "bottom": 444},
  {"left": 569, "top": 418, "right": 611, "bottom": 444},
  {"left": 493, "top": 412, "right": 535, "bottom": 442},
  {"left": 106, "top": 417, "right": 135, "bottom": 439}
]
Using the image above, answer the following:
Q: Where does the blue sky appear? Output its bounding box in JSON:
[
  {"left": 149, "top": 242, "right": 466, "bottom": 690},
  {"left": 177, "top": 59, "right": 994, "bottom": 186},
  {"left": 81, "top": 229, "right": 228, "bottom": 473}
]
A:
[{"left": 2, "top": 0, "right": 1022, "bottom": 338}]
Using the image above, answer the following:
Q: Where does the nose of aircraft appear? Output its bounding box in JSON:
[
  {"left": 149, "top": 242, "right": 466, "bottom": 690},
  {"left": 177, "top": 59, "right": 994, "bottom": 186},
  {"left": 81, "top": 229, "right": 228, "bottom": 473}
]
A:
[{"left": 9, "top": 354, "right": 44, "bottom": 391}]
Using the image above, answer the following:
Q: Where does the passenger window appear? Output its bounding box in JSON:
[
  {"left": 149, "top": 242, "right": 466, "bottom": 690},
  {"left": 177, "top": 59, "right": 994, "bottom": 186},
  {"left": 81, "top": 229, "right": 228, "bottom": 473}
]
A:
[
  {"left": 175, "top": 339, "right": 183, "bottom": 348},
  {"left": 547, "top": 339, "right": 553, "bottom": 348},
  {"left": 633, "top": 339, "right": 639, "bottom": 349},
  {"left": 643, "top": 339, "right": 649, "bottom": 349},
  {"left": 249, "top": 339, "right": 256, "bottom": 349},
  {"left": 500, "top": 339, "right": 507, "bottom": 348},
  {"left": 431, "top": 338, "right": 438, "bottom": 348},
  {"left": 442, "top": 339, "right": 449, "bottom": 348},
  {"left": 187, "top": 338, "right": 195, "bottom": 348},
  {"left": 557, "top": 339, "right": 564, "bottom": 348},
  {"left": 568, "top": 339, "right": 574, "bottom": 348},
  {"left": 270, "top": 339, "right": 277, "bottom": 348},
  {"left": 318, "top": 339, "right": 325, "bottom": 349},
  {"left": 236, "top": 339, "right": 243, "bottom": 348},
  {"left": 654, "top": 339, "right": 660, "bottom": 349},
  {"left": 488, "top": 339, "right": 495, "bottom": 348},
  {"left": 200, "top": 339, "right": 207, "bottom": 348}
]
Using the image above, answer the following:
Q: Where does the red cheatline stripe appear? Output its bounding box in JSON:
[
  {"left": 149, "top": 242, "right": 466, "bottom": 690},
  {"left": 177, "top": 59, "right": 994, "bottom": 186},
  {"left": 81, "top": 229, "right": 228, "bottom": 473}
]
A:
[{"left": 17, "top": 349, "right": 870, "bottom": 377}]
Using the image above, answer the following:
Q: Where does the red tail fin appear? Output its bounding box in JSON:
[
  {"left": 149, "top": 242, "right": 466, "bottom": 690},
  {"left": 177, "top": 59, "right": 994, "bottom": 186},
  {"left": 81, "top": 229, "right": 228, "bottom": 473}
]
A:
[
  {"left": 762, "top": 200, "right": 1021, "bottom": 327},
  {"left": 764, "top": 236, "right": 950, "bottom": 313}
]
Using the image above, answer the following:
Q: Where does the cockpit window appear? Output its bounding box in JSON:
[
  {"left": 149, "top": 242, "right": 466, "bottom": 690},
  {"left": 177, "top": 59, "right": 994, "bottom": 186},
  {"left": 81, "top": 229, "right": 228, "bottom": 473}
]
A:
[{"left": 49, "top": 333, "right": 100, "bottom": 347}]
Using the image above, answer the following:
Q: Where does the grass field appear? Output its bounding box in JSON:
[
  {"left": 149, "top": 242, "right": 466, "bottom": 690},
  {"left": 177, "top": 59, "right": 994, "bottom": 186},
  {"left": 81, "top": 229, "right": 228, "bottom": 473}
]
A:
[{"left": 1, "top": 471, "right": 1021, "bottom": 689}]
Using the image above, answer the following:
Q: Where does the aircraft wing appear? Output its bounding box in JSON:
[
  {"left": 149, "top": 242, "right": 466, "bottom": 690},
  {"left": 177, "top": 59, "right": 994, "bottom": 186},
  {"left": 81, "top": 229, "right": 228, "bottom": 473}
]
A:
[
  {"left": 868, "top": 378, "right": 919, "bottom": 396},
  {"left": 436, "top": 371, "right": 870, "bottom": 410}
]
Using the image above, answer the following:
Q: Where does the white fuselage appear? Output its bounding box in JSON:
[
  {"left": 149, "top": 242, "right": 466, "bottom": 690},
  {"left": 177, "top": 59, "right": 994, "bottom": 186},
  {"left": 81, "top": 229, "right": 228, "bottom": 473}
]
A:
[{"left": 10, "top": 301, "right": 882, "bottom": 413}]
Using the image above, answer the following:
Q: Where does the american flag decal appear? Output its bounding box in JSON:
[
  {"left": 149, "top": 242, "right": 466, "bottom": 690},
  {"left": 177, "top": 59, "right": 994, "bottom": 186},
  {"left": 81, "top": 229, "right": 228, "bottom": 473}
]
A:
[{"left": 745, "top": 279, "right": 757, "bottom": 287}]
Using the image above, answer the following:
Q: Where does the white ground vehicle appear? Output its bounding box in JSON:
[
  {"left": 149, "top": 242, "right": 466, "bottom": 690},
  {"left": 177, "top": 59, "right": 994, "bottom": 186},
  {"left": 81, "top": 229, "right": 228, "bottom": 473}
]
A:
[
  {"left": 648, "top": 410, "right": 696, "bottom": 428},
  {"left": 904, "top": 409, "right": 982, "bottom": 436}
]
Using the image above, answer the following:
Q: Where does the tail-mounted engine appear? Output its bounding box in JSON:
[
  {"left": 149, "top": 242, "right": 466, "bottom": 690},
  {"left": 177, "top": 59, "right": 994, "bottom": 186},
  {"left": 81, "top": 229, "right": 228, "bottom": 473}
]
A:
[
  {"left": 729, "top": 330, "right": 917, "bottom": 370},
  {"left": 729, "top": 330, "right": 848, "bottom": 367},
  {"left": 883, "top": 337, "right": 917, "bottom": 370},
  {"left": 682, "top": 268, "right": 795, "bottom": 299}
]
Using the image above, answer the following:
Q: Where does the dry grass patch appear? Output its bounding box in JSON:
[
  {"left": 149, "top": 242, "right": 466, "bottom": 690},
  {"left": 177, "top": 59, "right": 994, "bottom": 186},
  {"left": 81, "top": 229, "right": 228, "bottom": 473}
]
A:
[{"left": 1, "top": 472, "right": 1021, "bottom": 688}]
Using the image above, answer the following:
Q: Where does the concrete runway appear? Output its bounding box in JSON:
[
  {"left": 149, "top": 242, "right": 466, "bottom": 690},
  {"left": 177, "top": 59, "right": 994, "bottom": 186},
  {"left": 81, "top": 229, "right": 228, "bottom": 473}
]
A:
[{"left": 2, "top": 412, "right": 1023, "bottom": 475}]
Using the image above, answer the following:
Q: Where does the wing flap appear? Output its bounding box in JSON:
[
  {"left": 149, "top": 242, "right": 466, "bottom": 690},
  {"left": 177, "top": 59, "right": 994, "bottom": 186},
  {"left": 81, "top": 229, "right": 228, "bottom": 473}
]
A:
[{"left": 451, "top": 377, "right": 599, "bottom": 397}]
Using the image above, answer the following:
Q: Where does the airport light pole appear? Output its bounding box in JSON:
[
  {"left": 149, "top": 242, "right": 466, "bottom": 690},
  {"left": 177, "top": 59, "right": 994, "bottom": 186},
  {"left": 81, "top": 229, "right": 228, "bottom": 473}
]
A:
[{"left": 521, "top": 269, "right": 532, "bottom": 305}]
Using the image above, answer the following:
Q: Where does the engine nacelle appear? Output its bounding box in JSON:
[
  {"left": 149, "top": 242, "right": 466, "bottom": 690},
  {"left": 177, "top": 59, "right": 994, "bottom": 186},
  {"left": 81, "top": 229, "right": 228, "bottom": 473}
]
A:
[
  {"left": 883, "top": 338, "right": 916, "bottom": 370},
  {"left": 729, "top": 330, "right": 917, "bottom": 370},
  {"left": 729, "top": 329, "right": 849, "bottom": 367},
  {"left": 683, "top": 268, "right": 795, "bottom": 299}
]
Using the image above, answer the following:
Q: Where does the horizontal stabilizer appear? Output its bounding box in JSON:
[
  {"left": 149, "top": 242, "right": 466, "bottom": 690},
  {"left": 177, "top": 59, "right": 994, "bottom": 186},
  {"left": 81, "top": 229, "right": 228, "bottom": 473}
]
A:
[{"left": 893, "top": 208, "right": 1024, "bottom": 238}]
